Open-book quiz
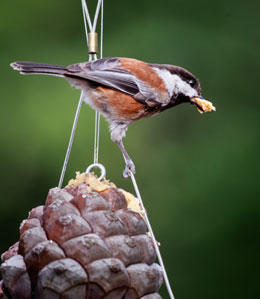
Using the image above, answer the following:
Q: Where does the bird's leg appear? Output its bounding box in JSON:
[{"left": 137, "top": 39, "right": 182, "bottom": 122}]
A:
[
  {"left": 116, "top": 139, "right": 136, "bottom": 178},
  {"left": 110, "top": 122, "right": 136, "bottom": 178}
]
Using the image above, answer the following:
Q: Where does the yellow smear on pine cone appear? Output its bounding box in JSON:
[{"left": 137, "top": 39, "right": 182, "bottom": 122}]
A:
[{"left": 68, "top": 172, "right": 142, "bottom": 215}]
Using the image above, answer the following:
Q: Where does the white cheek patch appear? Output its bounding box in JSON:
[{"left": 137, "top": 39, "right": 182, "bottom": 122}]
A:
[{"left": 153, "top": 67, "right": 198, "bottom": 98}]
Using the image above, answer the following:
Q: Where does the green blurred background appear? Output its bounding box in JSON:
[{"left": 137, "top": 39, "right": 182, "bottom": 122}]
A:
[{"left": 0, "top": 0, "right": 259, "bottom": 298}]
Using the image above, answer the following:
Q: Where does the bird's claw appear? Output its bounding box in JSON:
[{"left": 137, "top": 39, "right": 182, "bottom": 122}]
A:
[{"left": 123, "top": 161, "right": 136, "bottom": 178}]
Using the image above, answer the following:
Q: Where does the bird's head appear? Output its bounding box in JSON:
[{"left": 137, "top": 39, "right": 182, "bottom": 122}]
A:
[
  {"left": 172, "top": 66, "right": 216, "bottom": 113},
  {"left": 153, "top": 64, "right": 216, "bottom": 113}
]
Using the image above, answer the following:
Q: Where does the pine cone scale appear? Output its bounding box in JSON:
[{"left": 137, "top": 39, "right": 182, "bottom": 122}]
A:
[
  {"left": 1, "top": 255, "right": 31, "bottom": 299},
  {"left": 61, "top": 234, "right": 110, "bottom": 267}
]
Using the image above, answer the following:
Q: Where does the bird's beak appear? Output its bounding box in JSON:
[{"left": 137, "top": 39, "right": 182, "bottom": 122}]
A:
[{"left": 191, "top": 96, "right": 216, "bottom": 114}]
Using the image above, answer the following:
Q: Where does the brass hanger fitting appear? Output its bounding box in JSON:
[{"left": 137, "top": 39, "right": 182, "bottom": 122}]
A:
[{"left": 88, "top": 32, "right": 98, "bottom": 54}]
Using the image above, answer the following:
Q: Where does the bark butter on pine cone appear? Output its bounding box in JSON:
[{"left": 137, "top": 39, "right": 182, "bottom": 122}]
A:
[{"left": 0, "top": 173, "right": 163, "bottom": 299}]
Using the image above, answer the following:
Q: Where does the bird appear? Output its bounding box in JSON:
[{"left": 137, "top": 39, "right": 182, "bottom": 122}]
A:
[{"left": 11, "top": 57, "right": 215, "bottom": 178}]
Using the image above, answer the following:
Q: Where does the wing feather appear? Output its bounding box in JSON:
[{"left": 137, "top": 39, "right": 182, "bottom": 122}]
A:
[{"left": 65, "top": 57, "right": 168, "bottom": 107}]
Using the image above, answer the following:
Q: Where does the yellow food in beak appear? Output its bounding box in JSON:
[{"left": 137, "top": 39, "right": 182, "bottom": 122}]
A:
[{"left": 192, "top": 97, "right": 216, "bottom": 114}]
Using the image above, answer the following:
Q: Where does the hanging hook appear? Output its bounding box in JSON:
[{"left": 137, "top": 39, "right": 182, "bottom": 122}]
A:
[{"left": 86, "top": 163, "right": 106, "bottom": 181}]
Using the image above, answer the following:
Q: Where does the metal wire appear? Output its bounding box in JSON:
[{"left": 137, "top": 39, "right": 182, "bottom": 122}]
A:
[
  {"left": 58, "top": 92, "right": 84, "bottom": 188},
  {"left": 100, "top": 0, "right": 104, "bottom": 58},
  {"left": 120, "top": 146, "right": 175, "bottom": 298},
  {"left": 92, "top": 0, "right": 103, "bottom": 164},
  {"left": 93, "top": 110, "right": 101, "bottom": 163},
  {"left": 93, "top": 0, "right": 103, "bottom": 32},
  {"left": 81, "top": 0, "right": 103, "bottom": 165},
  {"left": 81, "top": 0, "right": 93, "bottom": 32},
  {"left": 93, "top": 110, "right": 98, "bottom": 163},
  {"left": 129, "top": 171, "right": 175, "bottom": 299},
  {"left": 58, "top": 0, "right": 103, "bottom": 188},
  {"left": 81, "top": 0, "right": 89, "bottom": 44}
]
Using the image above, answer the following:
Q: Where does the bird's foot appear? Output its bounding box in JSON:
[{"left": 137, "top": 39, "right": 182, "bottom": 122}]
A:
[{"left": 123, "top": 160, "right": 136, "bottom": 178}]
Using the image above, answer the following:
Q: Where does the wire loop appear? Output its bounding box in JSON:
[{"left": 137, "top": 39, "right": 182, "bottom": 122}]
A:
[{"left": 86, "top": 163, "right": 106, "bottom": 180}]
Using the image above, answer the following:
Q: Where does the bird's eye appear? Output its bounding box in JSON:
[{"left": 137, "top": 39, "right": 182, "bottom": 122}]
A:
[{"left": 189, "top": 79, "right": 195, "bottom": 87}]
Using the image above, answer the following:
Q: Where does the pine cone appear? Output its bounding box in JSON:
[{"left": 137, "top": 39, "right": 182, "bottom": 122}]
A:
[{"left": 1, "top": 173, "right": 163, "bottom": 298}]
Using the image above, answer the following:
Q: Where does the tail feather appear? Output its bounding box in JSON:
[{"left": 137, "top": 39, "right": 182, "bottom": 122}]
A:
[{"left": 10, "top": 61, "right": 66, "bottom": 77}]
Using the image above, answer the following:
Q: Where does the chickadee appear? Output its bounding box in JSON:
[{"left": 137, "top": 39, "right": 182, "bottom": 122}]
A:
[{"left": 11, "top": 57, "right": 215, "bottom": 177}]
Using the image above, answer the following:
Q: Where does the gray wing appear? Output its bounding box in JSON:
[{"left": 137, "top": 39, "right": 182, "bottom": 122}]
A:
[{"left": 65, "top": 57, "right": 165, "bottom": 107}]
